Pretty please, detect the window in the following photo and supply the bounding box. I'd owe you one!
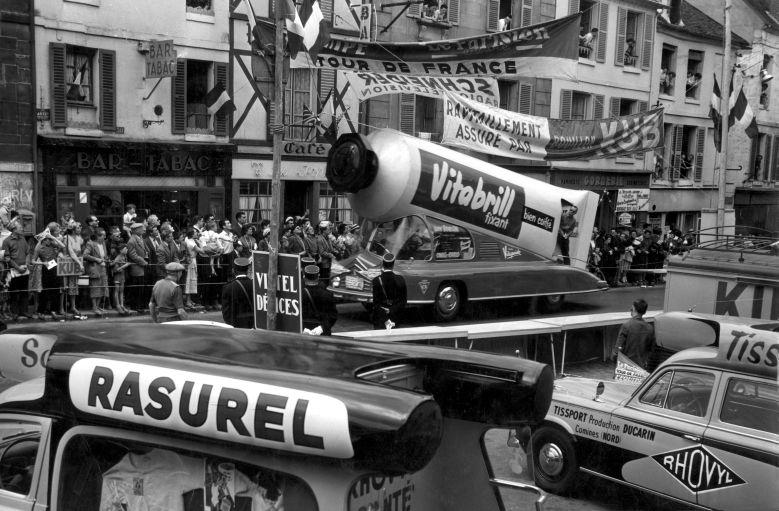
[639,370,715,417]
[623,11,640,66]
[186,60,211,131]
[653,123,673,179]
[498,80,518,112]
[397,215,432,261]
[186,0,212,15]
[659,45,677,95]
[239,180,272,224]
[172,59,228,136]
[57,436,315,510]
[410,0,459,25]
[749,134,772,181]
[359,96,391,135]
[571,92,588,120]
[685,50,703,99]
[560,89,604,120]
[429,217,475,260]
[0,421,41,497]
[488,0,523,31]
[284,69,315,141]
[615,8,653,70]
[668,125,704,180]
[65,46,93,104]
[720,378,778,433]
[398,95,443,140]
[318,182,354,224]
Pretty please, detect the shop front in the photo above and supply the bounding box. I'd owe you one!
[38,137,232,230]
[232,141,356,226]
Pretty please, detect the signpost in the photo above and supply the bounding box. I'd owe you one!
[252,251,302,333]
[145,40,177,79]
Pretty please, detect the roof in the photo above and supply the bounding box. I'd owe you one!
[743,0,779,32]
[658,1,751,48]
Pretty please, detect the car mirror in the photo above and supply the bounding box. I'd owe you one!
[594,382,605,401]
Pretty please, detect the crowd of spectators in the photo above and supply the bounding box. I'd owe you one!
[0,205,362,322]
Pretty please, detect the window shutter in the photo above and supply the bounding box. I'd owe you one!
[320,0,333,22]
[319,69,335,99]
[615,7,627,66]
[693,127,705,181]
[568,0,580,15]
[641,13,654,70]
[593,94,605,119]
[596,2,609,63]
[609,97,621,118]
[213,62,229,137]
[487,0,499,31]
[559,89,573,120]
[400,93,415,135]
[519,82,533,114]
[540,0,556,21]
[171,59,186,134]
[407,1,420,17]
[534,78,552,117]
[520,0,533,27]
[672,125,682,180]
[267,101,276,139]
[449,0,460,25]
[50,43,67,128]
[99,49,116,132]
[772,136,779,181]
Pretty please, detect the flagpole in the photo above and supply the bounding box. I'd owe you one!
[716,0,731,238]
[267,4,286,330]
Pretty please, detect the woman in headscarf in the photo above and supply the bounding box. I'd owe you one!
[235,224,257,258]
[62,221,85,316]
[83,227,109,315]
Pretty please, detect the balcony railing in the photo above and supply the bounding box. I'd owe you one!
[578,45,593,59]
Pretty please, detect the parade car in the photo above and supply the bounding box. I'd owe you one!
[0,322,552,511]
[528,314,779,511]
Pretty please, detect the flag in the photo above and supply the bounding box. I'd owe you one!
[287,0,330,61]
[205,82,236,117]
[709,73,736,152]
[285,0,306,58]
[731,87,759,139]
[243,0,275,56]
[302,104,326,136]
[66,61,88,102]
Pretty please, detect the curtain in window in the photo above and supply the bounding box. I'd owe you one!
[66,51,91,102]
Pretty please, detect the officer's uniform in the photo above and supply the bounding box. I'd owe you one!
[371,253,407,329]
[301,265,338,335]
[149,262,187,323]
[221,257,255,329]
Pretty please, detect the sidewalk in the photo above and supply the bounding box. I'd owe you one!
[2,305,226,327]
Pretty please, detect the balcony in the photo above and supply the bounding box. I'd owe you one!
[578,44,593,59]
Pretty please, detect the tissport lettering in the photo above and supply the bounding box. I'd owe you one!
[552,404,588,422]
[724,329,779,367]
[69,358,353,458]
[652,446,745,493]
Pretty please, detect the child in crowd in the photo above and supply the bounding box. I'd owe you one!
[111,243,132,315]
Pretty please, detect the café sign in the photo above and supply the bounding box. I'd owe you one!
[282,141,331,157]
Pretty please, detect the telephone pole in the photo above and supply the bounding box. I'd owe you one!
[716,0,732,237]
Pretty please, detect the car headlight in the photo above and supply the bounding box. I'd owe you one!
[331,278,340,288]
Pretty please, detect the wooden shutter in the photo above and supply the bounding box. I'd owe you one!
[615,7,627,66]
[50,43,67,128]
[559,89,573,120]
[641,13,654,70]
[693,127,705,181]
[609,97,621,118]
[408,0,420,17]
[449,0,460,25]
[213,62,229,136]
[596,2,608,63]
[568,0,580,15]
[320,0,333,22]
[171,59,186,134]
[319,69,335,99]
[487,0,499,30]
[520,0,533,27]
[593,94,605,119]
[519,82,533,114]
[671,125,682,180]
[540,0,556,21]
[534,78,552,117]
[99,49,116,131]
[267,100,276,139]
[772,136,779,181]
[399,93,415,135]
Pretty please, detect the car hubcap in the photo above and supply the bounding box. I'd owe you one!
[437,287,457,313]
[538,442,564,477]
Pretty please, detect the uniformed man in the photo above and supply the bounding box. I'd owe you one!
[221,257,254,329]
[149,262,187,323]
[371,253,407,329]
[301,264,338,335]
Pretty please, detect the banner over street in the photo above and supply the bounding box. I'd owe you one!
[344,72,500,105]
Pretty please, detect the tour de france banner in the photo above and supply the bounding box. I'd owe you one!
[253,252,302,333]
[614,352,649,384]
[293,14,580,80]
[442,92,664,160]
[344,72,500,106]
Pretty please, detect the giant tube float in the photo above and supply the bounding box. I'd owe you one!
[327,129,599,267]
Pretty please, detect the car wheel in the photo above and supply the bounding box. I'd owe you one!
[540,294,565,313]
[531,425,578,494]
[433,282,461,322]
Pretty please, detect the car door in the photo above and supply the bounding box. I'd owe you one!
[699,373,779,511]
[610,367,718,506]
[0,414,51,511]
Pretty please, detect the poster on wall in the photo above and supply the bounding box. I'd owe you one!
[615,189,650,212]
[0,173,34,212]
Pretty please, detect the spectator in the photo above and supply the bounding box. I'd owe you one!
[83,215,100,243]
[422,0,437,19]
[83,227,109,316]
[2,220,31,320]
[110,242,131,315]
[232,211,247,238]
[62,221,85,317]
[435,3,448,22]
[557,205,579,265]
[122,204,136,235]
[304,224,318,262]
[579,27,598,50]
[32,223,64,320]
[497,14,511,31]
[285,223,306,256]
[155,227,177,275]
[235,224,257,258]
[624,38,637,65]
[315,221,336,280]
[126,222,149,312]
[612,298,655,369]
[184,228,205,309]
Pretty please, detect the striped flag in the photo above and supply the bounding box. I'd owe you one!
[731,87,759,139]
[243,0,275,56]
[66,61,88,102]
[206,81,236,117]
[285,0,306,57]
[710,74,758,151]
[287,0,330,61]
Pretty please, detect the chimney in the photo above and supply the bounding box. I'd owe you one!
[669,0,683,25]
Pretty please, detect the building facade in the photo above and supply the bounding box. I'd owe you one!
[34,0,232,229]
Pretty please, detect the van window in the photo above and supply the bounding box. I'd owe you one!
[0,421,40,496]
[368,216,431,260]
[639,370,714,417]
[720,378,779,434]
[428,218,475,260]
[57,435,317,511]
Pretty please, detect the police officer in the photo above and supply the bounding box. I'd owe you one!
[301,264,338,335]
[221,257,254,329]
[149,262,187,323]
[371,253,407,329]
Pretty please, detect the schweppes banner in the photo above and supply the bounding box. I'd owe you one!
[292,14,580,80]
[442,92,664,160]
[344,72,500,106]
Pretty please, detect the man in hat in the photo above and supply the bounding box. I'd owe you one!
[126,222,149,312]
[315,221,336,281]
[221,257,254,329]
[301,264,337,335]
[557,205,578,265]
[149,262,187,323]
[371,253,407,329]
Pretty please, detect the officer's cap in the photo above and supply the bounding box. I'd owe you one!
[233,257,250,268]
[165,262,185,272]
[382,253,395,268]
[304,264,320,281]
[301,256,316,267]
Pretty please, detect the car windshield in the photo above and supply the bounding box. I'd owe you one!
[366,216,431,260]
